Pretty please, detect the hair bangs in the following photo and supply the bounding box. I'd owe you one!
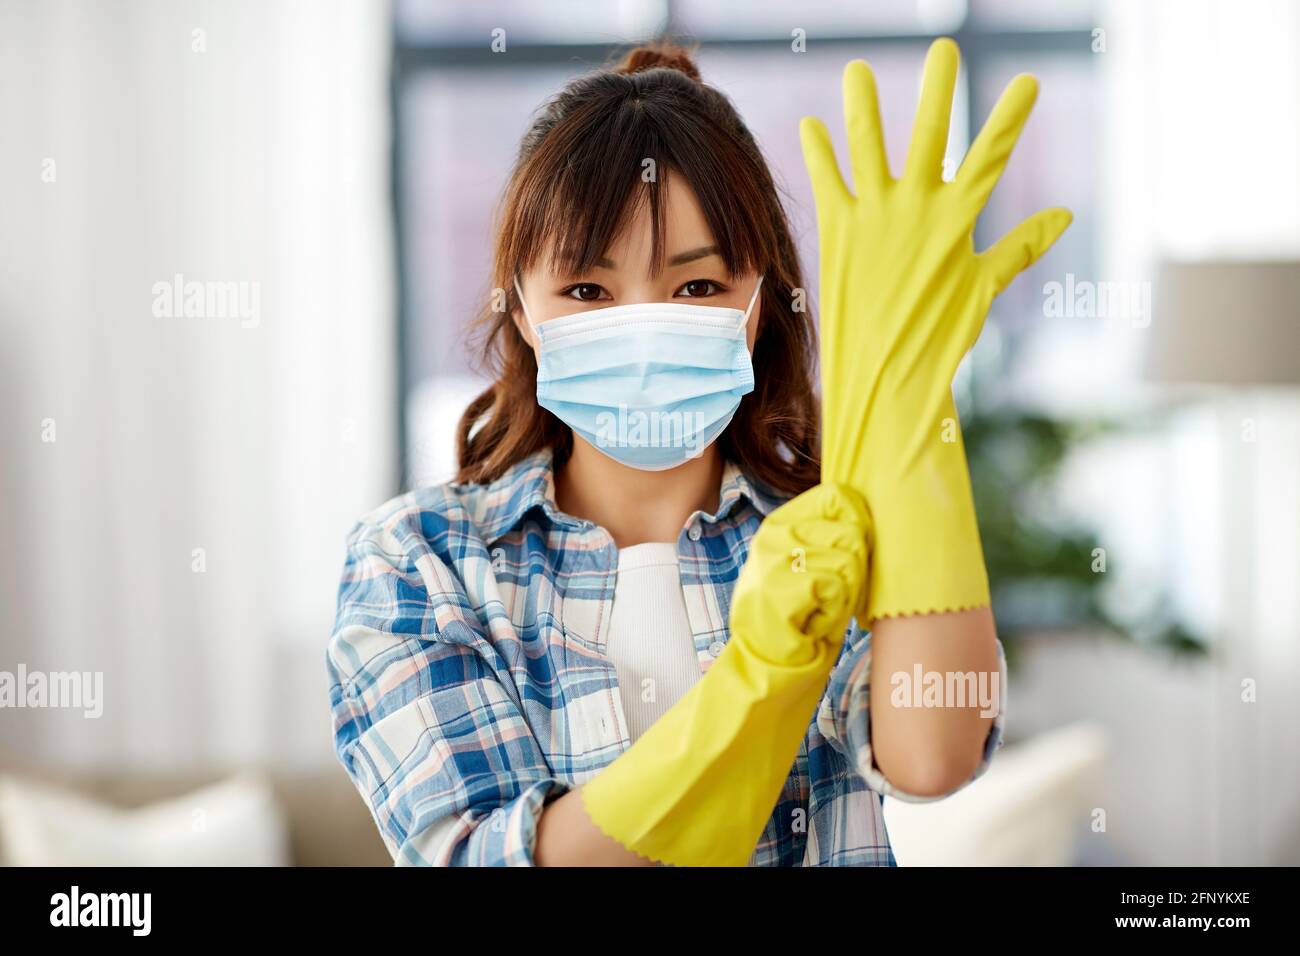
[505,88,772,281]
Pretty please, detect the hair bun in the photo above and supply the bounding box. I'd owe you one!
[614,42,701,82]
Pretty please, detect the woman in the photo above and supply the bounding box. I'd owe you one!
[327,39,1068,866]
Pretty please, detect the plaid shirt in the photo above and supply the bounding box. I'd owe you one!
[327,448,1006,866]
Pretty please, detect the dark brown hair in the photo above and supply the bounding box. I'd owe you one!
[454,41,820,495]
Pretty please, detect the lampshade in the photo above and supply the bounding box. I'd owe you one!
[1145,260,1300,386]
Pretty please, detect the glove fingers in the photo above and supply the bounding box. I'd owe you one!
[798,115,851,208]
[956,73,1038,212]
[980,206,1073,294]
[903,37,960,186]
[771,482,871,535]
[742,501,870,643]
[744,545,862,643]
[842,59,891,199]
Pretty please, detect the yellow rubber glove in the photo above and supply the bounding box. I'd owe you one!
[580,483,870,866]
[799,38,1072,622]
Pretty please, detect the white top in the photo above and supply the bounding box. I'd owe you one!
[606,543,701,744]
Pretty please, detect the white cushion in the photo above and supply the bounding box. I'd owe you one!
[883,722,1108,866]
[0,773,291,866]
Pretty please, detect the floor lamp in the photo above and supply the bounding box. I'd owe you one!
[1144,259,1300,864]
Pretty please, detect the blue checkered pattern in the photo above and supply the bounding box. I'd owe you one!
[327,448,1005,866]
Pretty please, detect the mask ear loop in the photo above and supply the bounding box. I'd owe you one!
[737,274,765,339]
[512,275,535,326]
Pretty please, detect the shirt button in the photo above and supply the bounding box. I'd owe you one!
[708,641,726,658]
[687,524,702,542]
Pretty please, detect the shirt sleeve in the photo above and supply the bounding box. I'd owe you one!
[326,516,570,865]
[816,621,1007,803]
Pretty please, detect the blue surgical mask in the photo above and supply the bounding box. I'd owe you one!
[516,275,763,471]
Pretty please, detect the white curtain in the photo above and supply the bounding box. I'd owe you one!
[1088,0,1300,864]
[0,0,395,770]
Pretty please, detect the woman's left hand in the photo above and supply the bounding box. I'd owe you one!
[799,38,1072,621]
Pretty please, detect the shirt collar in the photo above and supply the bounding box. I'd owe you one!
[716,458,783,522]
[462,447,784,545]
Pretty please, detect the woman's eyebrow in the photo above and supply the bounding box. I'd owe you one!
[583,245,720,272]
[667,245,721,266]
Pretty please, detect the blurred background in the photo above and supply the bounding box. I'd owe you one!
[0,0,1296,866]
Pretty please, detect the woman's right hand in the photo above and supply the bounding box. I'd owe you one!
[729,481,871,662]
[576,481,870,866]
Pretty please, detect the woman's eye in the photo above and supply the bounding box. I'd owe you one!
[676,279,723,298]
[563,283,608,302]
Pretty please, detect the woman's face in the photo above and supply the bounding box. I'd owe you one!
[513,174,762,354]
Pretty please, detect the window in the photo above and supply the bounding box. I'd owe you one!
[392,0,1100,486]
